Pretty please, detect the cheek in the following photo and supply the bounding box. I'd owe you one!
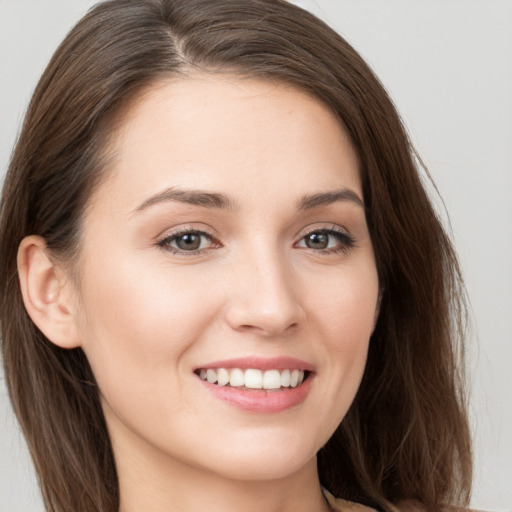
[309,259,379,346]
[304,261,378,427]
[319,291,375,384]
[75,254,222,392]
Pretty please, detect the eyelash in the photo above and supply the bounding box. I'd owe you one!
[294,226,356,254]
[157,228,219,255]
[157,226,356,256]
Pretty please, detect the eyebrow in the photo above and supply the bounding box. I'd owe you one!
[132,186,364,215]
[297,188,365,210]
[132,187,238,214]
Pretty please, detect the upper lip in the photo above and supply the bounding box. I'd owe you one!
[195,356,315,372]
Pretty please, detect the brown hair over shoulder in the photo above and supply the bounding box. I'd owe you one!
[0,1,472,511]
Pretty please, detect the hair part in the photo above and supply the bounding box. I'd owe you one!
[0,1,472,511]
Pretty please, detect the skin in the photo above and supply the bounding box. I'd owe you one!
[19,76,380,512]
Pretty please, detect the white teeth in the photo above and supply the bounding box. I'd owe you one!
[217,368,230,386]
[290,369,299,387]
[229,368,245,387]
[206,369,217,384]
[244,369,263,389]
[198,367,308,390]
[280,369,291,387]
[262,369,281,390]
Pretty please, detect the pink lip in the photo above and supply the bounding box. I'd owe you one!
[198,376,314,413]
[195,356,315,413]
[196,356,315,372]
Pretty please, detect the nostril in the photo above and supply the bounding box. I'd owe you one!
[236,321,299,336]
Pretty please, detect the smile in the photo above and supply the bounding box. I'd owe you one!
[197,368,307,390]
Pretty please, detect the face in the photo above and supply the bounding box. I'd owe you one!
[72,76,379,483]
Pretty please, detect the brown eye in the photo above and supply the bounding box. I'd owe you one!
[158,230,217,253]
[174,233,202,251]
[305,232,329,249]
[295,228,356,254]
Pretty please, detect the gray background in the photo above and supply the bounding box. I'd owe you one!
[1,1,511,511]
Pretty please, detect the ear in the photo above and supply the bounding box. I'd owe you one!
[17,235,82,349]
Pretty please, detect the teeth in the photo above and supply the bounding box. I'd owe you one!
[230,368,245,387]
[197,368,308,390]
[262,369,281,390]
[290,369,299,387]
[217,368,230,386]
[244,369,263,389]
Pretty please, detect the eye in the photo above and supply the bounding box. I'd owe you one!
[295,228,355,254]
[157,229,219,254]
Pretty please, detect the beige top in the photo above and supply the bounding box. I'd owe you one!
[325,490,480,512]
[323,489,378,512]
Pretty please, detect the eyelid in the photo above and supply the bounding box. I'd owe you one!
[294,223,352,240]
[156,223,216,240]
[294,224,357,253]
[156,225,221,254]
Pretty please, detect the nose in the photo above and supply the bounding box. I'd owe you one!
[224,249,305,337]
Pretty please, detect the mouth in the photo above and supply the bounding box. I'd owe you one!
[195,367,309,391]
[194,358,314,413]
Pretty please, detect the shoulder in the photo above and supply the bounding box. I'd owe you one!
[396,501,483,512]
[324,490,479,512]
[323,489,378,512]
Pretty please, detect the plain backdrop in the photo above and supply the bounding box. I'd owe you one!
[1,1,511,511]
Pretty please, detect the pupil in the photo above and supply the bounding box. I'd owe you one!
[306,232,328,249]
[177,234,201,250]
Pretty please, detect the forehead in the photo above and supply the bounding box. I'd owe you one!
[92,75,361,213]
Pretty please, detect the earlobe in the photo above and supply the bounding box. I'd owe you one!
[17,235,81,349]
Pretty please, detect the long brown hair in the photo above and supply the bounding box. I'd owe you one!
[0,1,472,511]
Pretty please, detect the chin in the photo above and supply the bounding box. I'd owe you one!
[200,433,320,482]
[214,457,314,483]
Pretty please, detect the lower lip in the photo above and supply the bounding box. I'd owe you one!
[198,375,314,413]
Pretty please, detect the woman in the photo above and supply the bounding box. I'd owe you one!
[0,1,472,511]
